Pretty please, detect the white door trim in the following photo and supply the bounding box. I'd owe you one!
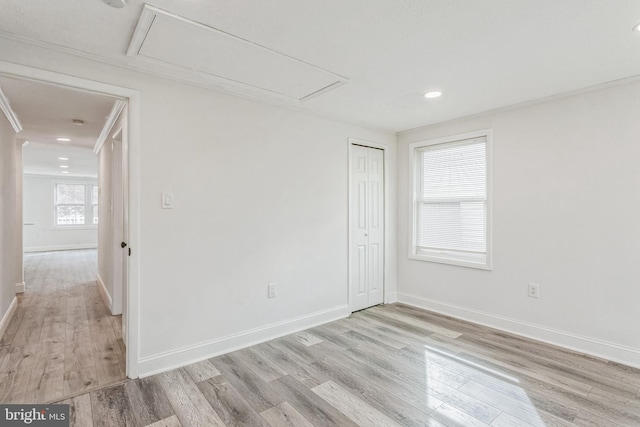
[0,60,141,378]
[111,121,125,316]
[348,138,393,312]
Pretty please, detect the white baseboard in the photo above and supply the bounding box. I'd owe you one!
[138,304,351,377]
[0,297,18,340]
[397,292,640,369]
[24,243,97,253]
[15,282,25,294]
[96,274,113,313]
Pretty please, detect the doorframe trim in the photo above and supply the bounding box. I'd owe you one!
[110,117,126,316]
[0,60,141,378]
[347,138,394,312]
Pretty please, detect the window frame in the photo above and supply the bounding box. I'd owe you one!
[91,185,99,225]
[53,182,99,229]
[408,129,493,270]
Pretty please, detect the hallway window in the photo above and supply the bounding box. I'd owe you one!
[409,130,492,270]
[55,183,98,226]
[92,185,99,224]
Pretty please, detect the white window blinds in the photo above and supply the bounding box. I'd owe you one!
[415,136,488,263]
[55,183,86,225]
[54,183,98,226]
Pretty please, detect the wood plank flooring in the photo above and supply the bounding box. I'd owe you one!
[53,303,640,426]
[0,249,126,404]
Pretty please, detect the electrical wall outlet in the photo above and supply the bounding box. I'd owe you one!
[268,283,277,298]
[528,283,539,298]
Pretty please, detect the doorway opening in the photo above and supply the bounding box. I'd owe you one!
[0,61,140,402]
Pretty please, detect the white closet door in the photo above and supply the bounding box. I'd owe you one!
[350,145,384,311]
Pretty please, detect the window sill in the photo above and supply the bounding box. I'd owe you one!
[52,226,98,231]
[409,251,492,271]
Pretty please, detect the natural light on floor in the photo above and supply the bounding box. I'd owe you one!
[423,344,544,426]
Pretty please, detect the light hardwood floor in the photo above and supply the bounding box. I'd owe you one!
[0,249,126,404]
[55,303,640,426]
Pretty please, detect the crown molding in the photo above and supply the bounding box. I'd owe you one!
[0,29,301,108]
[0,30,392,134]
[0,85,22,132]
[94,99,126,154]
[398,72,640,135]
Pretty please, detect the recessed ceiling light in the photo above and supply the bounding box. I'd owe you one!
[56,137,71,142]
[60,165,69,168]
[102,0,126,8]
[58,157,69,161]
[424,91,442,99]
[61,171,69,174]
[634,22,640,32]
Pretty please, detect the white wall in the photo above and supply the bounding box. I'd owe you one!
[23,175,97,252]
[138,79,396,373]
[397,80,640,367]
[0,113,19,333]
[0,38,396,375]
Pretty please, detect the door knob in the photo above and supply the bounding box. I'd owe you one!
[121,242,127,248]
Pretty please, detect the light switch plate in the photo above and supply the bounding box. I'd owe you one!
[268,283,277,298]
[161,192,174,209]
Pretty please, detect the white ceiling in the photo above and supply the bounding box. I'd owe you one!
[23,142,97,178]
[129,5,347,101]
[1,1,640,132]
[0,76,117,149]
[0,75,116,178]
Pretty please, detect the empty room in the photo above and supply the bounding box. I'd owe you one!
[1,1,639,426]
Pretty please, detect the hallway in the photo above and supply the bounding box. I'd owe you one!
[0,249,126,403]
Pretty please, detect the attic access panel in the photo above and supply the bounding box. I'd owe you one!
[127,5,347,101]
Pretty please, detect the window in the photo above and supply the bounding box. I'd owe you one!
[92,185,99,225]
[409,130,491,269]
[55,183,99,227]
